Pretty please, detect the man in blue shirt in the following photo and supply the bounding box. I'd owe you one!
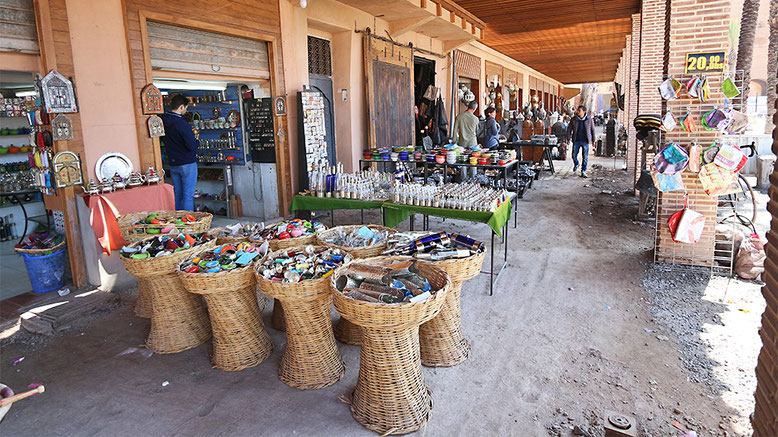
[160,94,199,210]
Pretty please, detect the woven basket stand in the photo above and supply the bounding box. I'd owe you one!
[117,210,212,243]
[329,257,450,434]
[177,258,272,371]
[255,246,345,389]
[120,238,216,354]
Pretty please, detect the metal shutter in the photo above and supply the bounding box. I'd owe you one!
[0,0,39,54]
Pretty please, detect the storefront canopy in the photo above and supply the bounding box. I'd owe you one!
[455,0,640,84]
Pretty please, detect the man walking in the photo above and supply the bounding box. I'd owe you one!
[452,101,479,148]
[161,94,199,210]
[566,105,595,178]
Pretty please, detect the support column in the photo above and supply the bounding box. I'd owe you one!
[625,14,640,184]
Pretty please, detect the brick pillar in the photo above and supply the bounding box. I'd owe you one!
[621,36,631,134]
[654,0,731,266]
[752,77,778,437]
[634,0,667,188]
[626,14,641,180]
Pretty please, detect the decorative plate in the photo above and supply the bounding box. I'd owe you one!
[95,152,134,181]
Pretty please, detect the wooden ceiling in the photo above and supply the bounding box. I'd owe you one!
[454,0,641,84]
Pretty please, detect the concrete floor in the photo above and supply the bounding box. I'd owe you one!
[0,156,757,436]
[0,239,34,300]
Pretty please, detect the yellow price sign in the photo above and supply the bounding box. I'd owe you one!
[685,51,727,74]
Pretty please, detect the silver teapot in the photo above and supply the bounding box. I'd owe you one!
[145,165,165,184]
[112,172,126,190]
[127,171,144,187]
[82,179,100,196]
[99,178,114,193]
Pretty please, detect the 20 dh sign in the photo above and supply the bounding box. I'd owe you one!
[685,51,726,74]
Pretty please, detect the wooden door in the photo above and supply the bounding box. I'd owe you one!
[364,35,413,148]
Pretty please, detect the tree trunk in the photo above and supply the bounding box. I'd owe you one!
[767,0,778,134]
[736,0,760,100]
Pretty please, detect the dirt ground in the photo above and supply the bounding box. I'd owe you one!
[0,156,764,436]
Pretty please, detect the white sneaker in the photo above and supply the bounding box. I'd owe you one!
[581,171,588,178]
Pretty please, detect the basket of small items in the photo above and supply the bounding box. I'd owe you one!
[209,222,264,245]
[120,232,216,353]
[387,231,486,367]
[117,210,212,243]
[250,219,326,251]
[315,224,396,259]
[329,257,450,434]
[254,245,351,389]
[176,241,272,371]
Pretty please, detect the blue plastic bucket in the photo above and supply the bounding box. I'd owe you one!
[19,246,68,293]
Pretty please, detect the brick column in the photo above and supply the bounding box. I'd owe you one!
[621,36,631,133]
[654,0,731,266]
[626,14,641,180]
[752,78,778,437]
[634,0,667,188]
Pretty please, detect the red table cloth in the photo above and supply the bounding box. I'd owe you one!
[82,184,175,254]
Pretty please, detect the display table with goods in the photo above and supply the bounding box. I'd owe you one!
[250,219,327,331]
[176,242,272,371]
[500,139,556,177]
[254,245,349,389]
[315,225,396,345]
[387,232,486,367]
[330,257,450,434]
[289,195,385,226]
[120,233,215,353]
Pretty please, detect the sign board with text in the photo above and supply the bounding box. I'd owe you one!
[685,51,726,74]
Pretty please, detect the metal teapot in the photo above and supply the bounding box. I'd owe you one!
[145,165,165,184]
[99,178,114,193]
[112,172,126,190]
[82,179,100,196]
[127,171,144,187]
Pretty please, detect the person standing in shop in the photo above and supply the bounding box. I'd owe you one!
[566,105,595,178]
[452,101,479,148]
[482,107,500,149]
[160,94,199,210]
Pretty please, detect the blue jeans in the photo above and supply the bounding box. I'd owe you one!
[572,141,589,172]
[169,163,197,210]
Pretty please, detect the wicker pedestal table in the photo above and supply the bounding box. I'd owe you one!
[134,281,153,318]
[177,263,273,371]
[256,248,345,389]
[419,250,486,367]
[315,225,396,347]
[330,257,450,434]
[120,238,215,353]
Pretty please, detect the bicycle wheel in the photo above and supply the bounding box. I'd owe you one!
[738,174,757,224]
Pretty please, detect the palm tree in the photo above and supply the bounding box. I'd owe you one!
[736,0,760,100]
[767,0,777,133]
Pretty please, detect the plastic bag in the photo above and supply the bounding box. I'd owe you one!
[686,76,700,98]
[670,205,706,244]
[662,111,677,131]
[687,143,702,173]
[721,76,740,98]
[735,234,766,280]
[702,143,720,165]
[680,112,696,132]
[705,108,731,131]
[726,110,749,134]
[653,172,685,192]
[654,142,689,174]
[714,144,747,172]
[698,164,740,196]
[698,75,710,102]
[659,78,682,100]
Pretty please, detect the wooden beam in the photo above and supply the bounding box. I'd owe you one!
[443,38,473,52]
[388,15,436,38]
[0,52,41,72]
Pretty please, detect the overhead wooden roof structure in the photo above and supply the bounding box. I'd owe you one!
[454,0,641,84]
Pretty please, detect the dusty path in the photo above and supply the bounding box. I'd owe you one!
[0,157,759,436]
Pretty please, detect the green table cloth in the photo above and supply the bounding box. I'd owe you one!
[289,195,385,212]
[382,200,512,237]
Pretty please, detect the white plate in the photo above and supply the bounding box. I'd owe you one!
[95,152,133,180]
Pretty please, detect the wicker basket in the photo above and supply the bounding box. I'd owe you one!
[271,299,286,332]
[255,246,345,389]
[315,225,396,259]
[117,210,212,243]
[333,317,361,345]
[120,238,216,353]
[134,281,153,318]
[420,249,486,367]
[267,233,317,251]
[177,257,272,371]
[13,240,66,255]
[330,257,450,435]
[209,226,254,245]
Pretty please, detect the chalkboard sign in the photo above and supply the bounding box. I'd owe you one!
[243,98,276,163]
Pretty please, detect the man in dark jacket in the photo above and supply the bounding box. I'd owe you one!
[160,94,199,210]
[566,105,596,178]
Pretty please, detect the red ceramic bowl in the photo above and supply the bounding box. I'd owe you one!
[435,155,446,164]
[478,157,488,165]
